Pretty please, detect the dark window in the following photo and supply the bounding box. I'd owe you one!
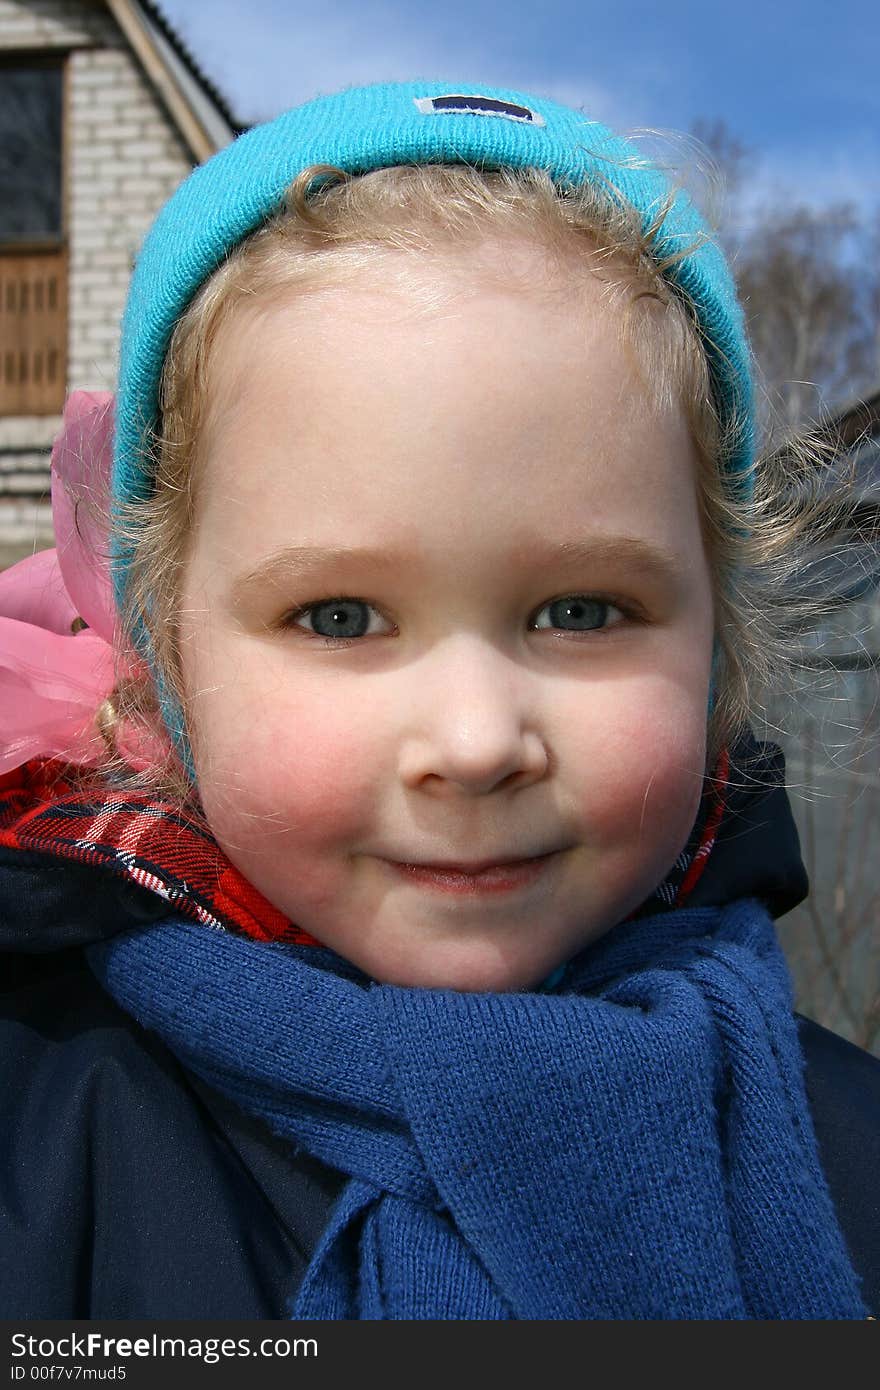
[0,58,66,413]
[0,61,63,243]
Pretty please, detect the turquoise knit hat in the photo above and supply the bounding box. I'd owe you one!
[113,79,752,748]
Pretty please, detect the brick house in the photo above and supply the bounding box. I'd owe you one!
[0,0,239,561]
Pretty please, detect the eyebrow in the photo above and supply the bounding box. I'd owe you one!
[230,536,686,604]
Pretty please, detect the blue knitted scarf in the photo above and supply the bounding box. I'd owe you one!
[88,898,867,1319]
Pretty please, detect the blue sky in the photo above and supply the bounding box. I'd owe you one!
[157,0,878,221]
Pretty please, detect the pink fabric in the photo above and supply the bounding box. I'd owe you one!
[50,390,116,644]
[0,392,145,774]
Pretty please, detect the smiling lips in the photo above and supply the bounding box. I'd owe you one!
[386,850,561,894]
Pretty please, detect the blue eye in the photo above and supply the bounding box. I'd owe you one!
[284,593,627,644]
[532,596,622,633]
[290,598,383,639]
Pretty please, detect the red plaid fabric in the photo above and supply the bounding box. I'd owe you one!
[675,746,729,903]
[0,760,318,945]
[0,750,729,944]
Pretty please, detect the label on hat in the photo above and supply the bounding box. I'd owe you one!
[414,94,545,126]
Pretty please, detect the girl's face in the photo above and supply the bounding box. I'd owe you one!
[177,243,715,991]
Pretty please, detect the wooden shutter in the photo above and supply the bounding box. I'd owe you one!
[0,246,67,415]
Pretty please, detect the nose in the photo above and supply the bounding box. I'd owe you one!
[397,637,549,797]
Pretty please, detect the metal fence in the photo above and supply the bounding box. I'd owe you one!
[763,592,880,1056]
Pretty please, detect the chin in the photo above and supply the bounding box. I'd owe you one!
[370,949,560,995]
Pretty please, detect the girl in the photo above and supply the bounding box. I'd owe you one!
[1,80,878,1319]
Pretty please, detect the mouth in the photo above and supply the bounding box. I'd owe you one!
[382,849,563,895]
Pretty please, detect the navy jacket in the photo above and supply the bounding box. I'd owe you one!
[2,740,879,1319]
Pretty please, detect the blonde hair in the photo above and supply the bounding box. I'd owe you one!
[107,161,867,802]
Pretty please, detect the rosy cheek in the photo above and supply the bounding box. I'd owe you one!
[196,686,381,857]
[574,692,706,852]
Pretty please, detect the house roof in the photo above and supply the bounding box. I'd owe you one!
[134,0,246,138]
[817,387,880,500]
[820,386,880,456]
[100,0,245,161]
[771,385,880,493]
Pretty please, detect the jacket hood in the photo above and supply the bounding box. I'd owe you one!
[682,729,808,918]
